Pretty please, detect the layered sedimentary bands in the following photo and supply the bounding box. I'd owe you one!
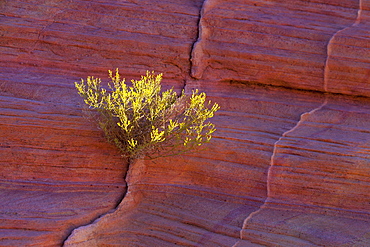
[0,0,369,246]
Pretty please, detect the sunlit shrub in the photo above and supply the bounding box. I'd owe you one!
[75,69,219,160]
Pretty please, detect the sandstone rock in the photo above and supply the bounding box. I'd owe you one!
[0,70,127,246]
[326,2,370,96]
[0,0,369,246]
[238,95,370,246]
[0,180,125,246]
[0,0,202,245]
[191,0,366,96]
[0,0,203,88]
[64,83,324,246]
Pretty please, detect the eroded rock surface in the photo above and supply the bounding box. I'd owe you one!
[237,96,370,247]
[191,0,362,93]
[64,84,324,246]
[0,71,127,246]
[1,0,201,245]
[0,0,369,246]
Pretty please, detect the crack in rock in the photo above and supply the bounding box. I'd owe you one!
[62,1,207,243]
[233,0,364,245]
[189,0,218,80]
[62,159,133,246]
[62,160,133,247]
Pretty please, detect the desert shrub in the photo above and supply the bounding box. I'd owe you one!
[75,69,219,160]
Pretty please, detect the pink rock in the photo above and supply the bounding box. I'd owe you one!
[238,96,370,246]
[0,0,369,246]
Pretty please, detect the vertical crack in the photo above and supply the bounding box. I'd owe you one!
[232,104,325,247]
[234,1,363,245]
[62,159,131,246]
[62,1,212,243]
[182,0,209,93]
[323,0,363,93]
[189,0,215,81]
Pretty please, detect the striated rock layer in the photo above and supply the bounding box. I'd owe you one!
[191,0,370,97]
[1,0,202,245]
[64,83,324,246]
[0,72,127,245]
[1,0,369,246]
[0,0,203,88]
[237,95,370,246]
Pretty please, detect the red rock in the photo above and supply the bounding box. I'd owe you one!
[0,0,203,88]
[326,3,370,96]
[0,0,369,246]
[238,95,370,246]
[0,70,127,245]
[64,83,324,246]
[0,181,125,246]
[191,0,363,94]
[0,0,202,245]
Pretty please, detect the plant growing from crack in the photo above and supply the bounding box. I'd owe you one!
[75,69,219,162]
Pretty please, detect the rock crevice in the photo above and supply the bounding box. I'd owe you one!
[1,0,369,245]
[62,160,131,246]
[190,0,215,80]
[234,0,370,245]
[234,103,327,246]
[63,0,207,243]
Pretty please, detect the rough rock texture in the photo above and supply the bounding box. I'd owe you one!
[0,71,127,245]
[64,84,324,246]
[1,0,202,245]
[1,0,369,246]
[237,96,370,246]
[326,1,370,96]
[0,0,203,87]
[191,0,361,93]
